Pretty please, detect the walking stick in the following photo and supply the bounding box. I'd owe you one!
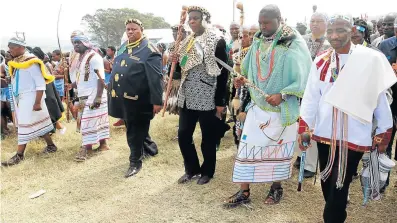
[314,154,319,185]
[231,2,244,112]
[297,151,306,191]
[162,6,188,117]
[56,4,70,123]
[298,132,311,191]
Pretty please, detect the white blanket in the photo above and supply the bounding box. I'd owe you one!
[324,45,397,124]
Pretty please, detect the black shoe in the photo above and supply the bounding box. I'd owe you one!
[303,170,315,178]
[226,117,234,123]
[380,186,386,194]
[178,173,200,184]
[125,162,142,178]
[293,157,301,169]
[197,175,211,185]
[1,153,24,166]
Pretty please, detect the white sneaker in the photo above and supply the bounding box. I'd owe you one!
[59,127,67,135]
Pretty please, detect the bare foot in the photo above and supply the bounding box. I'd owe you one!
[95,144,110,152]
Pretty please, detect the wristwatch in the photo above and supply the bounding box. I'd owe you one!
[281,93,288,101]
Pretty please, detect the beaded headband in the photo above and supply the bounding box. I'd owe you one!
[355,25,366,32]
[188,6,211,23]
[125,18,144,30]
[329,14,353,26]
[8,37,26,47]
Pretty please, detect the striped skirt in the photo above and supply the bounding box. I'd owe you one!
[79,91,109,146]
[16,91,54,145]
[232,105,297,183]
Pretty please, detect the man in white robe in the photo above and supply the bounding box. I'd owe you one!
[298,14,396,223]
[69,34,110,161]
[2,37,58,166]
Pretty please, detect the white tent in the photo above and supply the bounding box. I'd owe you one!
[120,29,173,45]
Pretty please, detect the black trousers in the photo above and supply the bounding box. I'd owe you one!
[178,107,217,177]
[125,118,157,166]
[317,143,363,223]
[385,123,396,188]
[215,111,230,146]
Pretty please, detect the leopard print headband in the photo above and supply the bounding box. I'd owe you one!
[188,6,211,23]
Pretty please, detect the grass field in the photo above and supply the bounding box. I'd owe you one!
[1,115,396,223]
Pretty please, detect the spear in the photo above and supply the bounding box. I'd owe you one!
[162,6,188,117]
[56,4,70,122]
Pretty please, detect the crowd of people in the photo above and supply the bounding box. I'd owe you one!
[1,4,397,223]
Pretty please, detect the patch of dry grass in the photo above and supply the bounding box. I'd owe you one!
[1,115,396,223]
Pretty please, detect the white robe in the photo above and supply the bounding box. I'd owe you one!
[12,63,53,145]
[74,50,109,146]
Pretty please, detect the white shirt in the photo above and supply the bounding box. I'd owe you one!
[71,50,104,97]
[12,63,46,94]
[300,52,393,147]
[372,35,385,48]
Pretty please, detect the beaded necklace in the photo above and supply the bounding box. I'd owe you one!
[255,26,283,82]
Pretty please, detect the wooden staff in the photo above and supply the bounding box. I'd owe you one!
[231,2,244,112]
[162,6,188,117]
[56,4,71,122]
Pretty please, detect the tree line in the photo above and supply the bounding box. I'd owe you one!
[82,8,170,47]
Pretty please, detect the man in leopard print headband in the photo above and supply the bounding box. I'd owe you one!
[173,6,229,186]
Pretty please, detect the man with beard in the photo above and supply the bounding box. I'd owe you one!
[69,34,110,161]
[378,14,397,192]
[1,37,58,166]
[224,5,311,207]
[294,12,331,179]
[299,14,395,223]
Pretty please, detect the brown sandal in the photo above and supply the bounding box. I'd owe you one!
[42,145,58,154]
[75,147,88,162]
[264,187,283,205]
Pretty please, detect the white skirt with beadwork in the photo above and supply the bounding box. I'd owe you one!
[232,105,297,183]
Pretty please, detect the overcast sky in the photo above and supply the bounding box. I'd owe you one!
[1,0,394,51]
